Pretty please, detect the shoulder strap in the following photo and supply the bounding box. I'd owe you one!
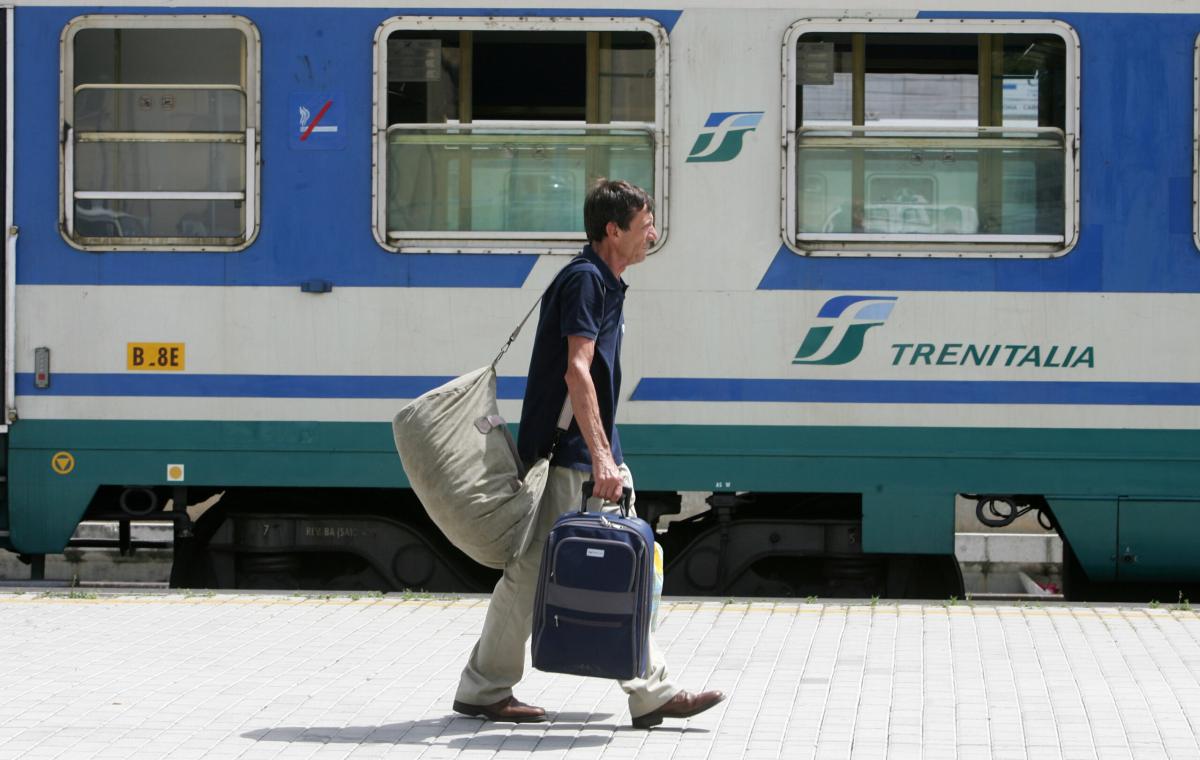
[490,294,542,370]
[490,255,589,370]
[545,395,573,461]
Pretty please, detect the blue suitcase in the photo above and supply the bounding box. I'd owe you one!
[531,482,654,680]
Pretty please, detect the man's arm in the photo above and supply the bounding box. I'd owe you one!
[565,334,624,503]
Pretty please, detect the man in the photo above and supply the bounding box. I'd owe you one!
[452,180,726,729]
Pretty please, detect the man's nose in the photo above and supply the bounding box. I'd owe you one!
[647,226,659,244]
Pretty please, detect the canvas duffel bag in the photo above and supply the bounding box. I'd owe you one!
[392,364,549,569]
[391,262,584,569]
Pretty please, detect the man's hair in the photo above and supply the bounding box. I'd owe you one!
[583,179,653,243]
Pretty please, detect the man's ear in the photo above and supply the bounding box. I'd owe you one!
[605,220,619,240]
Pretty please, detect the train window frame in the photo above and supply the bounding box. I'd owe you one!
[372,16,669,254]
[60,15,262,252]
[781,18,1081,259]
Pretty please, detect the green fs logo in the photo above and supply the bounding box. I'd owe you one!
[686,111,764,162]
[794,295,898,365]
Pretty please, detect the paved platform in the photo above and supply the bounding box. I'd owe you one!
[2,592,1200,759]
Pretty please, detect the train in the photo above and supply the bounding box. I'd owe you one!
[0,0,1197,601]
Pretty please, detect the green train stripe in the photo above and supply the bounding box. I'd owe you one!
[8,420,1200,574]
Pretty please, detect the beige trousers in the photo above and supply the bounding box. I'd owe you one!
[455,463,679,718]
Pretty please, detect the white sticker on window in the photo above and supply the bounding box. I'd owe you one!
[390,39,441,82]
[586,548,605,559]
[798,42,835,85]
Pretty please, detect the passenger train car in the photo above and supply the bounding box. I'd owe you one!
[0,0,1198,599]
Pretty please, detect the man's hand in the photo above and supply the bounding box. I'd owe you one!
[590,454,624,504]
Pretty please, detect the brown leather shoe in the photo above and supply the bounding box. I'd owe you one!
[452,696,547,723]
[631,689,726,729]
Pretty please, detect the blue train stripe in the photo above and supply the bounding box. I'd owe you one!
[16,373,528,399]
[630,378,1200,406]
[23,372,1200,406]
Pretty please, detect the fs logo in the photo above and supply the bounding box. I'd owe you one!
[793,295,897,366]
[686,111,764,162]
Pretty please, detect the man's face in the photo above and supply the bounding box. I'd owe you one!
[611,206,658,267]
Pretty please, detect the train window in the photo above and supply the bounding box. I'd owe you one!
[783,20,1079,257]
[373,17,668,252]
[62,16,260,250]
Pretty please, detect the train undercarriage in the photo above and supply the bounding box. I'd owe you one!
[32,485,968,599]
[8,484,1192,603]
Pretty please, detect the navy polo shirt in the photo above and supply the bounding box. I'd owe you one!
[517,245,626,472]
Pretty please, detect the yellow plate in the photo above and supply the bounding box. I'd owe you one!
[127,343,185,371]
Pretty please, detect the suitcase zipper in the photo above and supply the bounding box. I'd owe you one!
[555,614,621,629]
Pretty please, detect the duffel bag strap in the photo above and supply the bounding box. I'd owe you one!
[546,396,573,459]
[490,294,543,370]
[491,255,588,370]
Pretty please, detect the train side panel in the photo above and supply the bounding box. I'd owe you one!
[4,2,1200,596]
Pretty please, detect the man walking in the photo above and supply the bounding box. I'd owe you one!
[452,180,726,729]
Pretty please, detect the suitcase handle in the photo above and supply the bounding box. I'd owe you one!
[581,481,632,516]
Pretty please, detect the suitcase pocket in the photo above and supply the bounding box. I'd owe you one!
[537,610,638,679]
[552,538,637,592]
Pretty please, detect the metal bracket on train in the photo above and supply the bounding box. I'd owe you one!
[68,512,192,557]
[637,492,683,531]
[71,486,194,557]
[966,494,1054,531]
[706,491,752,590]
